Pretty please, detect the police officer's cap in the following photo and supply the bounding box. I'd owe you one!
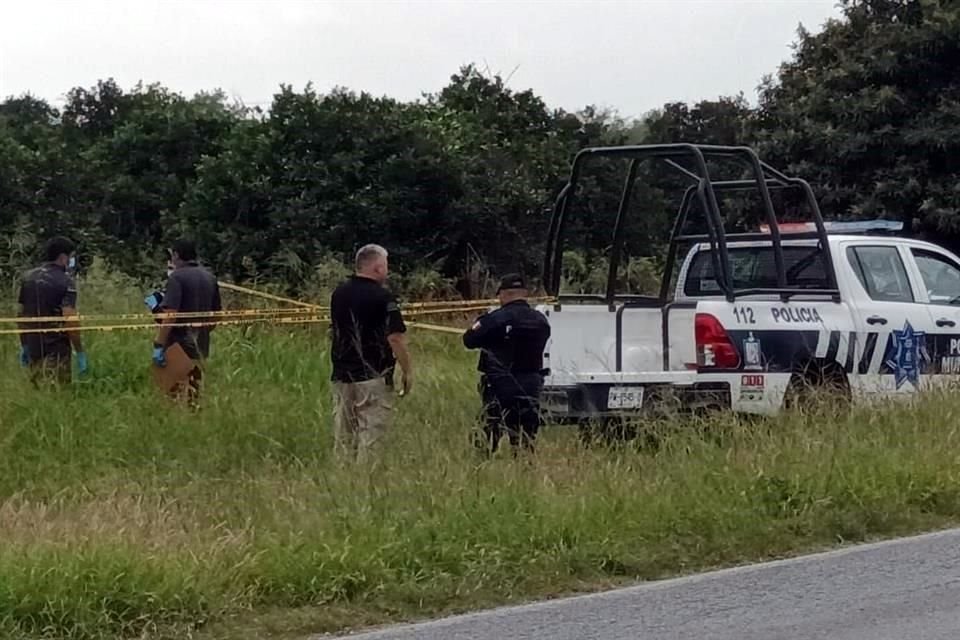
[497,273,527,293]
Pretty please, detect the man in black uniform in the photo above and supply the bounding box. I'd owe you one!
[152,239,221,404]
[463,274,551,455]
[17,236,88,385]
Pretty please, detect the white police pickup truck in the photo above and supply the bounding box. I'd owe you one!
[537,144,960,422]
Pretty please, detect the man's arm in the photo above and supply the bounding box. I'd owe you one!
[154,276,181,348]
[61,278,84,354]
[462,311,505,350]
[16,282,28,348]
[385,298,413,393]
[154,316,175,348]
[387,332,413,393]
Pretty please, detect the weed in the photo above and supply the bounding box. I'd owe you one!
[1,272,960,638]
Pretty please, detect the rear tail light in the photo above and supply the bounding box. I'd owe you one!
[695,313,740,369]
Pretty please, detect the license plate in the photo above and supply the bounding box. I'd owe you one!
[607,386,644,410]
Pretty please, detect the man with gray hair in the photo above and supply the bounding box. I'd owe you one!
[329,244,413,463]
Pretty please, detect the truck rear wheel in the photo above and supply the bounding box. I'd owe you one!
[783,360,850,411]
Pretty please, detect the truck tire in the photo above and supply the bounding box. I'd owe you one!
[783,360,850,411]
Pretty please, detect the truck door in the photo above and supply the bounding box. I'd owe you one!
[906,245,960,387]
[842,242,936,397]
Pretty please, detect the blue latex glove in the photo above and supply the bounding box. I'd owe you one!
[76,352,89,376]
[19,345,29,368]
[152,344,167,368]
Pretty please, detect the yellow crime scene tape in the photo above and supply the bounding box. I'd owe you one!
[216,282,321,309]
[0,314,470,336]
[0,304,487,327]
[0,307,317,325]
[406,305,491,317]
[1,279,552,335]
[218,280,551,311]
[405,321,465,335]
[0,314,331,336]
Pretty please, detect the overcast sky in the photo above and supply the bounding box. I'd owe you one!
[0,0,840,118]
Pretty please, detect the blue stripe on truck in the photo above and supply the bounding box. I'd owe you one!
[723,329,960,377]
[844,331,857,373]
[725,329,821,373]
[859,332,879,374]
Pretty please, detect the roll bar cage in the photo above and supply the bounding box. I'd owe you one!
[542,144,841,304]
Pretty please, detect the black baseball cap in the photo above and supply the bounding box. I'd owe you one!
[497,273,527,293]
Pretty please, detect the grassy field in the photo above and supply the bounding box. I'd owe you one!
[2,272,960,639]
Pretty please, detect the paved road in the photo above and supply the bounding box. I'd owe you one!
[327,528,960,640]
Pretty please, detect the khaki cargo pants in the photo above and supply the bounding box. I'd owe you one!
[333,377,394,464]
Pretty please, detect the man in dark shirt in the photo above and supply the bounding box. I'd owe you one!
[152,239,221,404]
[17,236,88,385]
[330,244,412,463]
[463,274,551,455]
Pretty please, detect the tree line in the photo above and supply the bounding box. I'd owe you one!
[1,0,957,299]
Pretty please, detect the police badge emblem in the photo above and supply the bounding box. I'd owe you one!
[885,320,929,389]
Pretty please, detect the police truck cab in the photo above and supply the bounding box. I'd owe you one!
[538,144,960,422]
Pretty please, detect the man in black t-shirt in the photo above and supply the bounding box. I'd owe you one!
[152,239,221,404]
[17,236,88,386]
[330,244,412,463]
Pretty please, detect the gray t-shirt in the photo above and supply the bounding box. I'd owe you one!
[161,262,221,359]
[18,262,77,361]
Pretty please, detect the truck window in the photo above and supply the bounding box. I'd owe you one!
[912,248,960,305]
[683,246,829,297]
[846,246,914,303]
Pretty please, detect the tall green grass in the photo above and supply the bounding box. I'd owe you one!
[2,273,960,639]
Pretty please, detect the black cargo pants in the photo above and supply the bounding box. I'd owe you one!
[476,372,544,455]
